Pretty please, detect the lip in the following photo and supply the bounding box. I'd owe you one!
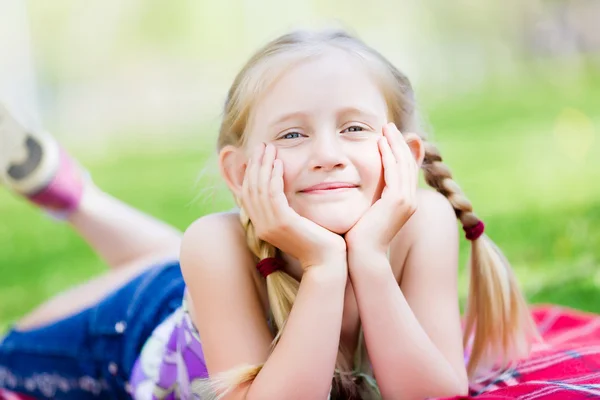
[300,182,359,193]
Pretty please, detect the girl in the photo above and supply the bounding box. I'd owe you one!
[0,29,539,400]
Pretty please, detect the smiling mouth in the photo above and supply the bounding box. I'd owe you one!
[300,183,359,193]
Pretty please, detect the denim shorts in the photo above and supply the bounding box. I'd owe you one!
[0,260,185,400]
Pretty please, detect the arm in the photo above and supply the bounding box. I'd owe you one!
[180,213,347,400]
[348,191,468,400]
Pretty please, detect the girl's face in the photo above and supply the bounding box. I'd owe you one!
[245,50,388,234]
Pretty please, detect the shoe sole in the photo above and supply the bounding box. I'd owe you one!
[0,102,58,194]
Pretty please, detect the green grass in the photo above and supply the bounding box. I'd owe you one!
[1,71,599,333]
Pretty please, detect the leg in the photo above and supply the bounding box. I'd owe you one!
[67,184,182,269]
[0,101,182,269]
[13,253,176,331]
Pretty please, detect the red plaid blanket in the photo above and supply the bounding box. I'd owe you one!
[443,304,600,399]
[2,305,600,399]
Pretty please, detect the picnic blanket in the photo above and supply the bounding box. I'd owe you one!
[443,304,600,399]
[3,305,600,400]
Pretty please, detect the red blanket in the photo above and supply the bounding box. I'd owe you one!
[443,305,600,399]
[2,305,600,399]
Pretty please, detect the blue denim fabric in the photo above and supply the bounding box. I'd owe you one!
[0,261,185,399]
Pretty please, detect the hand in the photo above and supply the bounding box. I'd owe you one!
[345,123,419,255]
[241,143,347,269]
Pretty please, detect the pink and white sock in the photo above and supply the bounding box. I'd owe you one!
[27,147,86,215]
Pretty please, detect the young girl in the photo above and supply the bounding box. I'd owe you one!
[0,29,540,400]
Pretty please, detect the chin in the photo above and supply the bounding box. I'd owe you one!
[300,208,364,235]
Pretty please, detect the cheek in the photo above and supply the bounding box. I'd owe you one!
[368,159,385,199]
[354,141,384,182]
[354,143,385,203]
[279,158,302,194]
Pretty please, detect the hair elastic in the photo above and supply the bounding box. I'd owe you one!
[257,257,284,278]
[464,220,485,241]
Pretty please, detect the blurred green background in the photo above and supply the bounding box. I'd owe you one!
[1,0,599,332]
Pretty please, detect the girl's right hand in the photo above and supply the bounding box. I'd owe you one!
[241,143,347,270]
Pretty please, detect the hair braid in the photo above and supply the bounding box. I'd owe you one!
[238,206,299,332]
[421,141,479,226]
[421,140,540,378]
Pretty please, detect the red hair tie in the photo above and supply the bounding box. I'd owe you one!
[257,257,284,278]
[464,220,485,241]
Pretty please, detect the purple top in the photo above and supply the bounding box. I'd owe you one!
[128,291,209,399]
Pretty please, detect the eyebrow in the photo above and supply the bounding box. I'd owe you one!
[270,111,310,127]
[336,106,379,121]
[270,106,380,127]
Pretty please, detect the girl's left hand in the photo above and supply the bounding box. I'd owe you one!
[345,122,419,255]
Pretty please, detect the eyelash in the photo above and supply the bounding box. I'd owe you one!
[280,132,303,140]
[342,125,366,133]
[278,125,367,140]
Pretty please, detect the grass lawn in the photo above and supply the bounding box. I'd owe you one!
[1,71,599,333]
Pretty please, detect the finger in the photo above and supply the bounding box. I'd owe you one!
[269,158,292,221]
[383,124,417,202]
[258,143,276,199]
[379,136,399,190]
[243,143,265,218]
[248,143,265,197]
[399,137,419,197]
[383,123,405,163]
[258,144,277,223]
[387,125,418,195]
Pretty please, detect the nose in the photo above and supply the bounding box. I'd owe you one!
[309,133,347,171]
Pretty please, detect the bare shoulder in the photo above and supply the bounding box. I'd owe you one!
[179,210,268,319]
[180,211,273,378]
[180,211,251,271]
[390,189,458,277]
[414,189,456,224]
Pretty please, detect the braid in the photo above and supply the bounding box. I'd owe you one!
[421,140,539,378]
[421,141,480,228]
[239,206,277,260]
[238,206,298,331]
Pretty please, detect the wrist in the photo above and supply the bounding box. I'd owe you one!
[347,248,390,274]
[301,244,347,270]
[348,246,388,263]
[302,260,348,283]
[346,235,388,256]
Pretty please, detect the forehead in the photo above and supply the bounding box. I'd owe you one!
[250,50,388,127]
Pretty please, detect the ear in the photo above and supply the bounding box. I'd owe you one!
[403,133,425,167]
[218,145,247,201]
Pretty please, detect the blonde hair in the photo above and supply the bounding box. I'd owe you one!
[209,29,539,399]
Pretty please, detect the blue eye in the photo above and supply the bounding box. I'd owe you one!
[281,132,302,139]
